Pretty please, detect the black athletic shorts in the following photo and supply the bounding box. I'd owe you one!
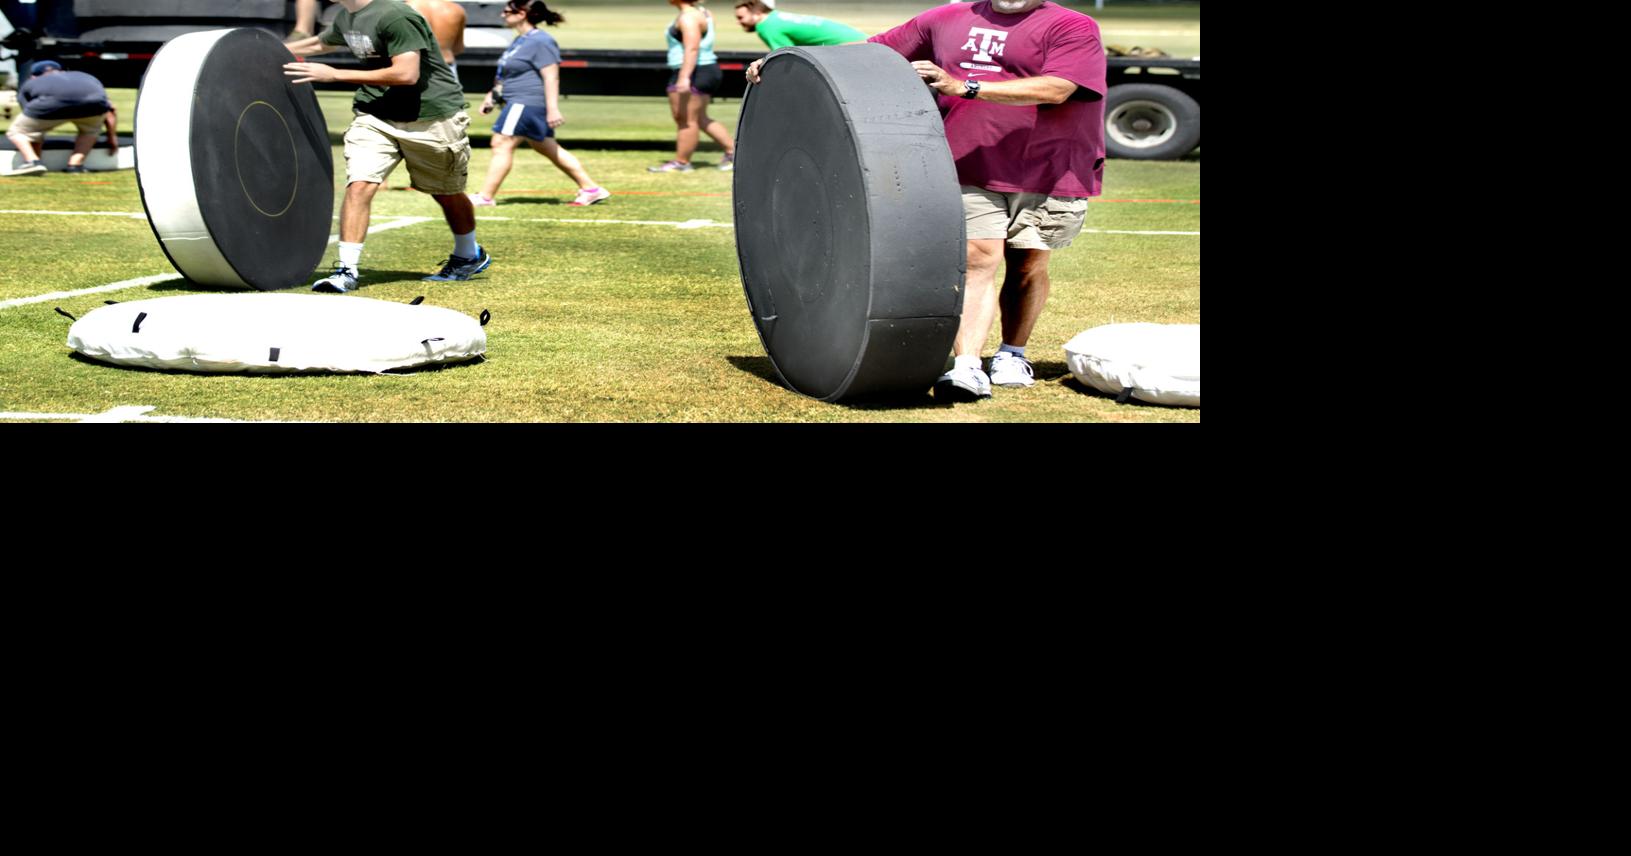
[667,63,723,96]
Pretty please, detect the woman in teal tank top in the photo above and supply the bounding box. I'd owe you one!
[649,0,736,172]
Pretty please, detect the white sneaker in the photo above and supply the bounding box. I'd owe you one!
[468,192,496,207]
[987,351,1035,388]
[934,363,992,401]
[568,186,611,206]
[312,264,360,293]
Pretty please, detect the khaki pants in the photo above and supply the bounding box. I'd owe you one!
[962,186,1089,250]
[344,110,471,195]
[8,112,104,143]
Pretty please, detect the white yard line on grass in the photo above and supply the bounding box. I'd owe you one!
[0,209,148,219]
[0,406,300,423]
[0,216,435,310]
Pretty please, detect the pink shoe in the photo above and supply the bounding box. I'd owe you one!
[468,192,496,207]
[569,187,611,206]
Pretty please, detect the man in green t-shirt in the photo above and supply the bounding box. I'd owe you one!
[284,0,490,293]
[733,1,866,50]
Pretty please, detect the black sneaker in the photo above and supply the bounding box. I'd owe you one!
[63,164,88,173]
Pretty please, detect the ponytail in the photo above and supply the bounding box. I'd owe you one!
[526,1,565,27]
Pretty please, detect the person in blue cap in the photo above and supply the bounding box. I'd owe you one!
[5,60,117,175]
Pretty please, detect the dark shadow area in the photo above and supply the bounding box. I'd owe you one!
[321,268,446,288]
[383,355,486,375]
[726,354,779,385]
[834,389,945,411]
[149,279,238,294]
[483,195,567,207]
[66,350,484,376]
[725,355,948,410]
[1031,360,1073,382]
[1058,375,1197,411]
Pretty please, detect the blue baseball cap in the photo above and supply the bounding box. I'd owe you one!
[29,60,64,77]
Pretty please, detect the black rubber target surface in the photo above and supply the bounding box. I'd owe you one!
[733,44,966,401]
[137,28,333,290]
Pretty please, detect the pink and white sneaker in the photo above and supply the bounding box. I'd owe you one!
[468,192,496,207]
[569,187,611,206]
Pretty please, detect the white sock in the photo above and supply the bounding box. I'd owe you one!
[454,231,478,259]
[999,343,1026,358]
[954,355,982,372]
[338,241,363,272]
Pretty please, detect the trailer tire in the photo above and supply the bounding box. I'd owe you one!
[1104,83,1200,160]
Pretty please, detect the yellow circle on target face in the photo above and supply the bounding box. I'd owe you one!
[235,100,298,218]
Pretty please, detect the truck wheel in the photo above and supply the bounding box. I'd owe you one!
[1104,83,1200,160]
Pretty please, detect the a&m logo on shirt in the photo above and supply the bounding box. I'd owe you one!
[960,27,1009,70]
[344,32,379,59]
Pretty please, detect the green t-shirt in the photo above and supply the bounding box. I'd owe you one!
[753,10,867,50]
[320,0,464,122]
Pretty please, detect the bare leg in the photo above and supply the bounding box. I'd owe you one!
[340,180,381,243]
[291,0,318,37]
[6,132,40,163]
[479,132,523,199]
[67,131,97,167]
[997,248,1052,347]
[528,138,595,189]
[432,191,476,236]
[693,94,734,157]
[955,239,1007,357]
[671,90,697,164]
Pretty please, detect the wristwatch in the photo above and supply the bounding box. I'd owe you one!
[960,79,981,99]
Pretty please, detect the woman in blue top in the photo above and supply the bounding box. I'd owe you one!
[649,0,736,172]
[470,1,610,207]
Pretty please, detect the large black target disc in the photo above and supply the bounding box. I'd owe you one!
[136,28,333,291]
[734,44,965,402]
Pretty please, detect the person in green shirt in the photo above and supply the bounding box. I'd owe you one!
[284,0,490,293]
[732,1,866,50]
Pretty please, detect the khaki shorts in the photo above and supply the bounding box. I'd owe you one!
[8,113,104,143]
[963,186,1089,250]
[344,110,471,195]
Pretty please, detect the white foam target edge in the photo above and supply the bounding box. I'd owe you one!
[136,28,247,288]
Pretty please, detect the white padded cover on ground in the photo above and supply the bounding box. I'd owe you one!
[66,293,486,373]
[1062,323,1200,407]
[3,145,135,173]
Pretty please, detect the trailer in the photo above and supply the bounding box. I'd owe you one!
[6,0,1199,159]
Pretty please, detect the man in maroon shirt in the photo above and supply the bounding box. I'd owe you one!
[748,0,1106,400]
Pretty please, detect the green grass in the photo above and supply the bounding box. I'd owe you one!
[2,1,1201,423]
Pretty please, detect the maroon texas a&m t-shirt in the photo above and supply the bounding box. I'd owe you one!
[870,1,1107,197]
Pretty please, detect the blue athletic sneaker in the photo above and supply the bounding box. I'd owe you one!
[423,246,491,281]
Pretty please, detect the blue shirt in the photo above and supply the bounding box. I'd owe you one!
[496,29,561,107]
[20,70,110,120]
[666,10,717,68]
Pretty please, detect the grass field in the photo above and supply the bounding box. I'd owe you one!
[0,3,1199,424]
